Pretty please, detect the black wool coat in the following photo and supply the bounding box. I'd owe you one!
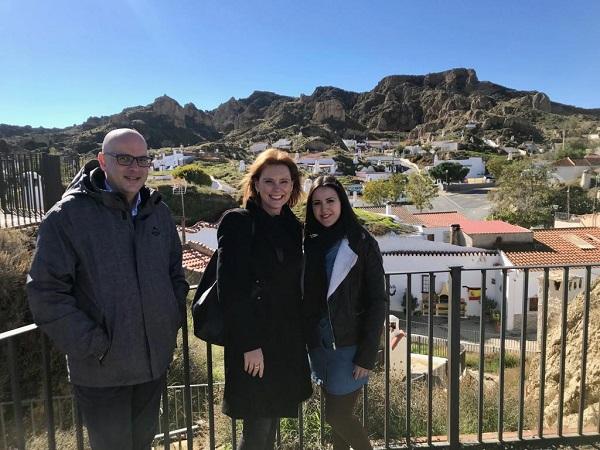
[217,200,312,418]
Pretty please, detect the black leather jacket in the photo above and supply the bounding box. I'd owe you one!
[304,228,386,370]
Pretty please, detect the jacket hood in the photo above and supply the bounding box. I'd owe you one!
[64,159,162,216]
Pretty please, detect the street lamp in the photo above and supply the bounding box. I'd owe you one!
[172,182,188,243]
[445,169,449,185]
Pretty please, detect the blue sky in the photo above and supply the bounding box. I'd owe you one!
[1,0,599,128]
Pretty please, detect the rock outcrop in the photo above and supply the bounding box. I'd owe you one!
[2,68,600,153]
[526,282,600,430]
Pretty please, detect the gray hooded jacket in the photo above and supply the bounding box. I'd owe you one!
[27,160,189,387]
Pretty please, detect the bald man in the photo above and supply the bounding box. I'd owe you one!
[28,128,189,450]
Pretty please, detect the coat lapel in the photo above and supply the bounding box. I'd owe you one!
[327,238,358,300]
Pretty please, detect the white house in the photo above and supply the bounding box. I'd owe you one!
[403,145,426,156]
[377,236,501,317]
[249,142,269,154]
[551,156,600,184]
[343,139,357,150]
[432,155,485,179]
[431,141,459,152]
[272,138,292,150]
[502,227,600,332]
[152,147,195,170]
[366,140,393,150]
[297,157,337,174]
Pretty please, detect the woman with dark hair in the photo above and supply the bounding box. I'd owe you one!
[218,149,312,449]
[303,175,387,450]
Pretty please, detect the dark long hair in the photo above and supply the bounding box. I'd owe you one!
[304,175,361,239]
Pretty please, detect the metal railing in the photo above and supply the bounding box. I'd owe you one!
[1,264,600,449]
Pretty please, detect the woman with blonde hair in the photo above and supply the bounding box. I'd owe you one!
[217,149,312,449]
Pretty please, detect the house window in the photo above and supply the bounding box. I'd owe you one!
[427,234,435,241]
[491,278,496,285]
[579,279,582,288]
[529,297,538,312]
[422,274,430,293]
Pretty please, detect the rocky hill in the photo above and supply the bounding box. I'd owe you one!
[526,281,600,430]
[2,68,600,154]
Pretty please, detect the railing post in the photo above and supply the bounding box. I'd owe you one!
[7,338,25,450]
[447,266,462,449]
[41,332,56,450]
[206,342,216,450]
[181,307,193,449]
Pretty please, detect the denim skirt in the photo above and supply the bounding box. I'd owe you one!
[308,318,368,396]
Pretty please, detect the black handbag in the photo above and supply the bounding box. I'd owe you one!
[192,211,254,346]
[192,252,224,345]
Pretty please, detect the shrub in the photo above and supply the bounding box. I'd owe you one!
[172,164,212,186]
[158,184,238,225]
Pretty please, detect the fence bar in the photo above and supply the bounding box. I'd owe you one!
[427,272,435,446]
[41,333,57,450]
[206,343,216,450]
[384,274,391,448]
[180,310,193,449]
[74,397,84,450]
[557,267,569,436]
[298,403,304,450]
[231,419,237,450]
[7,339,25,450]
[162,381,171,449]
[578,265,591,435]
[362,384,368,428]
[498,269,508,441]
[477,270,486,443]
[518,268,529,440]
[447,266,462,448]
[320,387,325,447]
[538,268,549,437]
[405,273,412,445]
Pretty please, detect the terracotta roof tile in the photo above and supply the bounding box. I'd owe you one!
[460,220,530,234]
[412,211,469,227]
[355,205,424,225]
[504,227,600,266]
[182,244,213,273]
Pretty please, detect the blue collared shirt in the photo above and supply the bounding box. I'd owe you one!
[104,181,141,217]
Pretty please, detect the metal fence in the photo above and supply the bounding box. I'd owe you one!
[0,153,83,229]
[1,264,600,449]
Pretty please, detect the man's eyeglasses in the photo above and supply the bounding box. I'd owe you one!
[104,152,152,168]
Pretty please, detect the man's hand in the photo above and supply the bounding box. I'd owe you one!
[353,365,370,380]
[244,348,264,378]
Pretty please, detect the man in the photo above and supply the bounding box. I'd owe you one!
[27,128,189,450]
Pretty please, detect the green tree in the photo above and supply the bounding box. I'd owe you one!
[489,160,555,228]
[406,173,438,212]
[363,179,394,206]
[388,173,408,201]
[172,164,212,186]
[549,185,594,215]
[486,156,511,179]
[556,140,587,160]
[429,162,469,183]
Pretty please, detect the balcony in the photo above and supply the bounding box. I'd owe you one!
[1,264,599,449]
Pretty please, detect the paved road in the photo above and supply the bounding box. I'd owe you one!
[404,187,494,220]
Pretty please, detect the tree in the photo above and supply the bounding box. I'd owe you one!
[556,140,587,160]
[489,160,555,228]
[388,173,408,201]
[406,173,438,212]
[486,156,511,179]
[549,185,594,216]
[362,179,394,206]
[429,162,469,183]
[172,164,212,186]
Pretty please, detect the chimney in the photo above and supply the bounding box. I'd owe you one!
[385,203,392,215]
[450,224,461,245]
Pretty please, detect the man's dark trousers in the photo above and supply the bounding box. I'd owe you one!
[73,373,166,450]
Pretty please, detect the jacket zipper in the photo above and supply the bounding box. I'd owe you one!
[326,296,337,350]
